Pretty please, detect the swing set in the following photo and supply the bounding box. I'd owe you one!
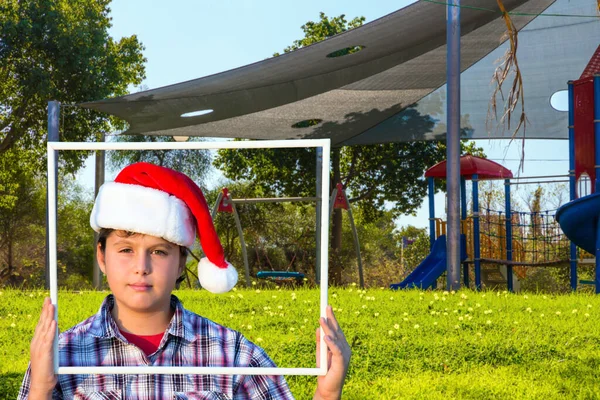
[211,183,364,287]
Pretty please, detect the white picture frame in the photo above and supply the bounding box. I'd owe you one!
[47,139,330,376]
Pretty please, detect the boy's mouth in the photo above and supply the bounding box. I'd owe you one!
[129,283,152,291]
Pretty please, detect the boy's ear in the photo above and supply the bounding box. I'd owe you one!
[96,243,107,274]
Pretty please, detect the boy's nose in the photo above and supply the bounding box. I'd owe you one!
[133,253,151,275]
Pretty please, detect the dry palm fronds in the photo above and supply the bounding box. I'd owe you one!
[488,0,527,170]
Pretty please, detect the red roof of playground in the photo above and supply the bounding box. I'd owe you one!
[425,155,513,180]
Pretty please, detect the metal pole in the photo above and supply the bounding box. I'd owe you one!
[211,191,250,288]
[428,177,437,289]
[230,201,251,288]
[472,174,481,290]
[504,178,514,292]
[315,147,323,285]
[342,190,364,289]
[46,101,60,290]
[446,0,461,291]
[211,192,224,219]
[596,221,600,295]
[567,81,577,291]
[93,133,105,290]
[595,75,600,192]
[46,102,60,373]
[460,177,468,287]
[428,177,436,249]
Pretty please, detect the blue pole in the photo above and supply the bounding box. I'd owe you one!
[504,179,513,292]
[594,74,600,293]
[461,177,468,287]
[568,80,577,291]
[595,75,600,191]
[428,177,436,250]
[472,174,481,290]
[446,0,461,291]
[596,222,600,295]
[428,177,438,290]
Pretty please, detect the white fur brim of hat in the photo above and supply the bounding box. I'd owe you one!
[90,182,196,246]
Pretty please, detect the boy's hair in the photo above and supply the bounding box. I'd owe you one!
[97,228,188,285]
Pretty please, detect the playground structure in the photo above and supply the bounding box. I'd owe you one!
[556,71,600,294]
[393,48,600,293]
[211,183,364,288]
[391,155,573,292]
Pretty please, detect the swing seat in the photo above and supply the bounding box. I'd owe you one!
[256,271,305,283]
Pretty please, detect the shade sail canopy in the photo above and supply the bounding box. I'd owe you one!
[80,0,600,146]
[425,155,514,180]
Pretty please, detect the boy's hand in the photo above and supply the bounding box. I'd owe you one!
[29,297,57,397]
[314,305,351,400]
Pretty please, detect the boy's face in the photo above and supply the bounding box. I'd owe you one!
[97,231,184,315]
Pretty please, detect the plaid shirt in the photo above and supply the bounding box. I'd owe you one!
[18,295,294,400]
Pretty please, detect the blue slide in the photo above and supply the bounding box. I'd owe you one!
[390,234,465,290]
[556,192,600,255]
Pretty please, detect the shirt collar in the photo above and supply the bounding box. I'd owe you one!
[88,294,196,342]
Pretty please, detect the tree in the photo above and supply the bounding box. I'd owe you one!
[0,155,45,283]
[107,135,212,183]
[215,13,485,285]
[395,225,430,273]
[273,13,365,56]
[0,0,146,175]
[0,168,98,288]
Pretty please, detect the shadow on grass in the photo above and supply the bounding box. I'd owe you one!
[0,372,23,398]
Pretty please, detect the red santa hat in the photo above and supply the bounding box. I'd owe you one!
[90,162,238,294]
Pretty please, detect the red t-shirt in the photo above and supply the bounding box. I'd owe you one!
[120,330,165,356]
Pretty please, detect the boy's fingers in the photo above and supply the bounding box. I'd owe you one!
[34,299,50,333]
[33,309,49,344]
[324,335,343,356]
[44,320,57,345]
[326,306,340,331]
[41,301,54,337]
[319,318,335,340]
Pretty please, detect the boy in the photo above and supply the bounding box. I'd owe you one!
[19,162,351,399]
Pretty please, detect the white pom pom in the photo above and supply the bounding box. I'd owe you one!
[197,257,238,293]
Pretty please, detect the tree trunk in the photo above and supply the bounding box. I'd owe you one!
[330,147,343,285]
[7,239,13,275]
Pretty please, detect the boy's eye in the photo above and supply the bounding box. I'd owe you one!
[152,249,168,256]
[118,248,133,253]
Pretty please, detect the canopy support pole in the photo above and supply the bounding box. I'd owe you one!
[567,80,577,291]
[446,0,461,290]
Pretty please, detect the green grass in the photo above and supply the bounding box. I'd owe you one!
[2,287,600,399]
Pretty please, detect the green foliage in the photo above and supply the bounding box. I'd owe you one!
[0,158,45,284]
[339,208,400,287]
[107,135,212,183]
[1,0,145,288]
[0,0,146,174]
[215,141,484,221]
[0,173,95,288]
[3,288,600,399]
[56,177,94,286]
[204,180,403,287]
[206,182,314,278]
[396,225,430,271]
[273,12,365,56]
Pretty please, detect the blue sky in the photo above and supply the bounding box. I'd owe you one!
[78,0,571,229]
